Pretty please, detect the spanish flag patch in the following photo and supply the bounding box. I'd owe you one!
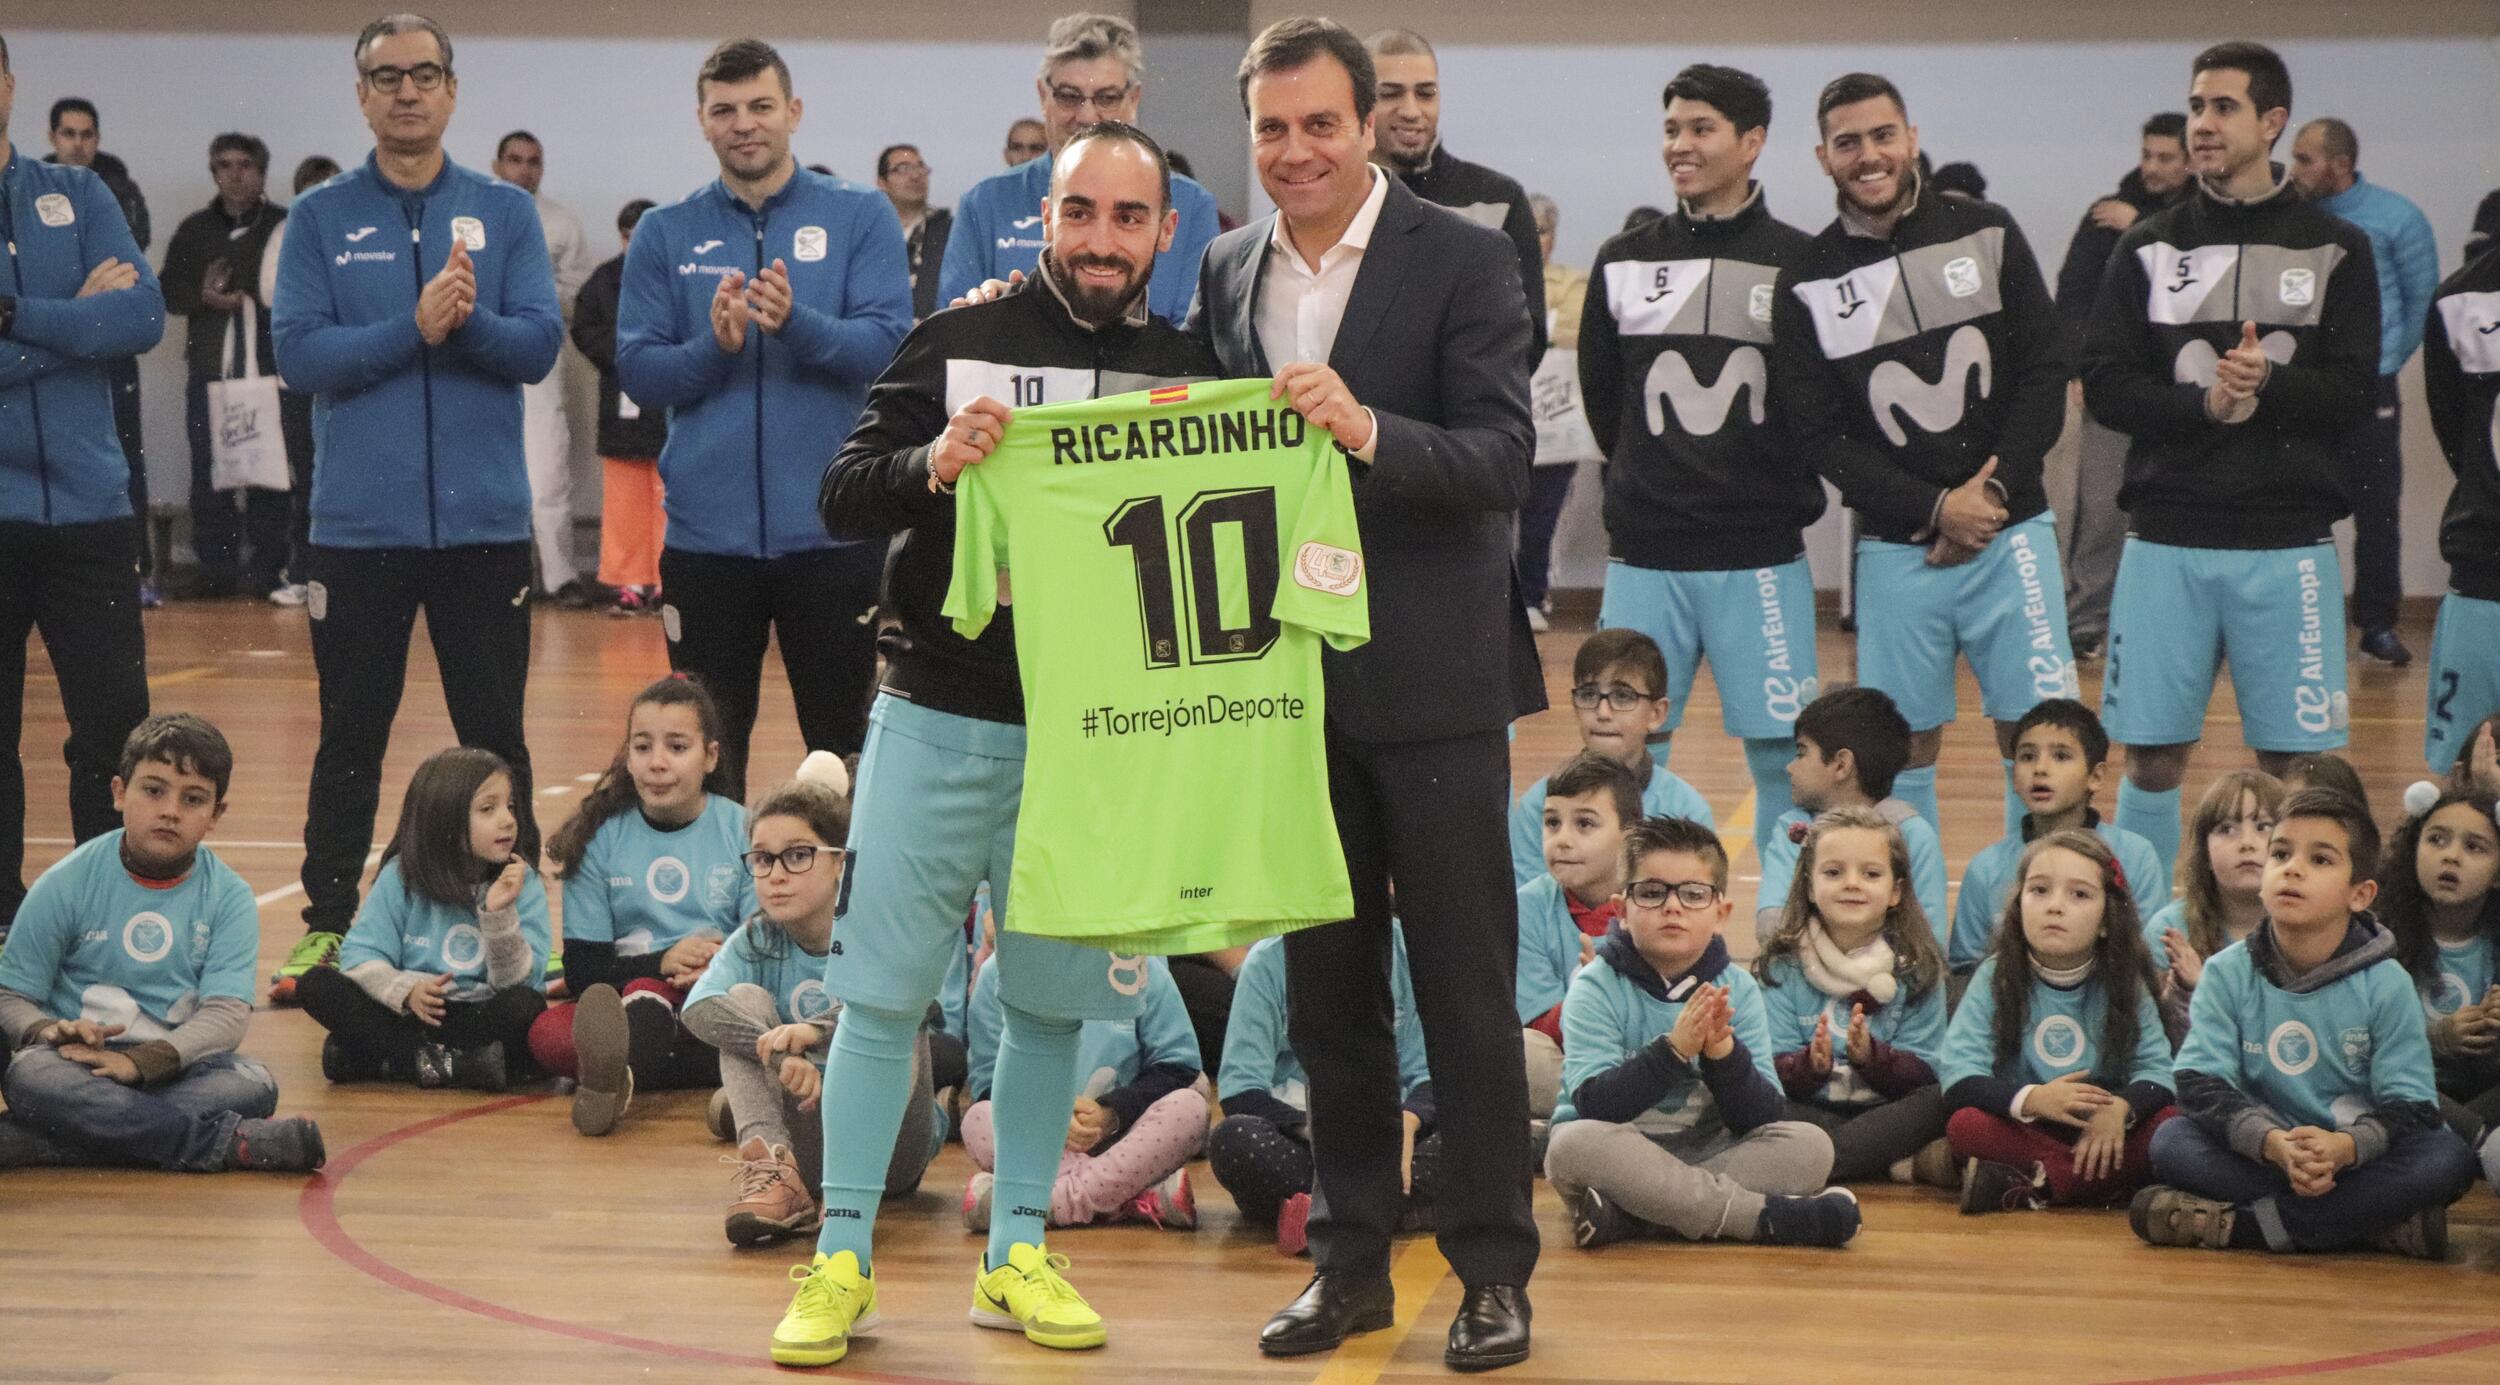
[1149,385,1190,406]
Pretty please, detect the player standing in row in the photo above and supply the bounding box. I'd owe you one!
[2416,197,2500,777]
[617,40,912,801]
[766,124,1219,1368]
[1773,73,2073,841]
[2083,41,2380,888]
[1579,63,1822,869]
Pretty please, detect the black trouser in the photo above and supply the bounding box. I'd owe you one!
[184,376,291,594]
[299,543,537,932]
[1783,1085,1950,1183]
[2346,373,2404,632]
[1210,1113,1316,1222]
[299,966,545,1068]
[1285,727,1537,1288]
[1168,954,1237,1082]
[280,391,314,585]
[0,518,150,928]
[110,357,151,580]
[1514,463,1577,610]
[658,542,883,800]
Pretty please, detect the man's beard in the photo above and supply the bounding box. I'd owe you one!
[1050,248,1152,327]
[1377,136,1433,175]
[1839,161,1911,217]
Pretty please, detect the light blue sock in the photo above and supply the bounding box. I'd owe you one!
[812,999,925,1271]
[2003,759,2024,837]
[1742,738,1794,868]
[2119,780,2185,893]
[985,1000,1082,1271]
[1895,763,1941,839]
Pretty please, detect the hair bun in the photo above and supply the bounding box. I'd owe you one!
[797,750,851,799]
[2402,780,2441,819]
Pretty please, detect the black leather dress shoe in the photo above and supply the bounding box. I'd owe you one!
[1257,1273,1396,1357]
[1445,1283,1531,1371]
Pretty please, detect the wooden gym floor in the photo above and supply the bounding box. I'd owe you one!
[4,599,2493,1384]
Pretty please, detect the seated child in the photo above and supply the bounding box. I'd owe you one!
[2138,789,2480,1256]
[1517,752,1637,1119]
[1757,687,1946,942]
[2282,752,2369,810]
[961,952,1206,1230]
[1755,807,1953,1185]
[2144,772,2283,1048]
[2373,789,2500,1147]
[1546,816,1861,1249]
[300,747,552,1090]
[1951,700,2166,973]
[683,776,944,1247]
[0,715,323,1173]
[2443,715,2499,798]
[1511,628,1711,886]
[1942,829,2176,1213]
[1208,927,1436,1256]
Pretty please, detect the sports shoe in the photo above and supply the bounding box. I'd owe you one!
[962,1171,995,1232]
[1757,1187,1862,1247]
[2365,1206,2448,1260]
[543,950,567,1001]
[228,1116,327,1172]
[770,1251,879,1367]
[570,984,635,1136]
[706,1087,737,1142]
[412,1040,510,1093]
[1909,1136,1959,1189]
[138,582,163,610]
[2130,1185,2237,1249]
[1127,1169,1196,1229]
[268,582,308,607]
[320,1034,390,1084]
[1572,1186,1641,1248]
[726,1137,822,1247]
[1524,606,1550,634]
[268,931,342,1005]
[969,1242,1107,1350]
[2358,628,2414,667]
[1959,1158,2047,1214]
[1276,1191,1312,1257]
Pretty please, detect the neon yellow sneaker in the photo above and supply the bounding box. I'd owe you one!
[770,1251,878,1367]
[267,931,342,1005]
[970,1242,1107,1350]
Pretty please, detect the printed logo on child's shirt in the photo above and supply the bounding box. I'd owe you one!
[2430,973,2473,1016]
[705,863,740,910]
[440,923,486,972]
[789,978,836,1024]
[2030,1014,2088,1070]
[122,911,176,965]
[2337,1026,2373,1067]
[2266,1019,2320,1076]
[646,856,692,905]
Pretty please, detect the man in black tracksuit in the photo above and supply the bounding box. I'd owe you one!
[1771,73,2071,840]
[2402,237,2500,772]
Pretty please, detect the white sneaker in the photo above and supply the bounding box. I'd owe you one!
[268,583,309,607]
[1525,606,1550,633]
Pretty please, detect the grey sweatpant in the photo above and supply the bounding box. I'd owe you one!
[2064,414,2129,644]
[1545,1118,1834,1241]
[681,983,941,1198]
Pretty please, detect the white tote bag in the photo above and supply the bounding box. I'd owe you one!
[208,310,289,492]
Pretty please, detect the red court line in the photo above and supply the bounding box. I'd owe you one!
[2106,1328,2500,1385]
[296,1093,959,1380]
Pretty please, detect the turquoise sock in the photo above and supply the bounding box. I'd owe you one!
[2119,780,2184,893]
[1742,738,1794,868]
[811,999,923,1271]
[2003,759,2024,837]
[1895,763,1941,839]
[986,1001,1082,1271]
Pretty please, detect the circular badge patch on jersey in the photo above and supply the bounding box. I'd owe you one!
[440,923,486,972]
[2267,1019,2320,1076]
[2030,1014,2088,1070]
[789,978,836,1024]
[122,912,176,964]
[647,856,692,905]
[2431,972,2473,1017]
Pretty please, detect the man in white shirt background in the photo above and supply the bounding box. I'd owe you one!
[495,129,593,602]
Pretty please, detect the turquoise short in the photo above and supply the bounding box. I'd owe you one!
[2101,537,2348,752]
[1853,512,2077,732]
[1597,556,1819,740]
[2426,592,2500,769]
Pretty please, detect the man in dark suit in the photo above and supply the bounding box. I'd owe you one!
[1189,17,1543,1371]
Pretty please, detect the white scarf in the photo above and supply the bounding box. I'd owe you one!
[2030,954,2097,989]
[1800,922,1899,1005]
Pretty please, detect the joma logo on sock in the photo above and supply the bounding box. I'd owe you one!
[1012,1205,1051,1219]
[826,1208,862,1219]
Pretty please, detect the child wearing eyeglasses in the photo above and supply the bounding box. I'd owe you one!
[1755,686,1948,945]
[1510,629,1713,886]
[684,774,946,1248]
[1545,816,1861,1249]
[531,677,754,1136]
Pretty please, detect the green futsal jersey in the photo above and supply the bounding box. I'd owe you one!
[945,377,1368,954]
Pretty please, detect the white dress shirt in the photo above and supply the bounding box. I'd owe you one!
[1254,166,1390,460]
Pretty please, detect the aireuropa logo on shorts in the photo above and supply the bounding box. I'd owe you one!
[2009,528,2079,699]
[2290,557,2347,735]
[1754,567,1813,722]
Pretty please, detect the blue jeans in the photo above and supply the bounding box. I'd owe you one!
[2150,1115,2477,1251]
[0,1047,277,1172]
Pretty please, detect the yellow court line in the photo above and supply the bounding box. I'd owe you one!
[148,665,219,687]
[1310,1237,1456,1385]
[1716,788,1759,865]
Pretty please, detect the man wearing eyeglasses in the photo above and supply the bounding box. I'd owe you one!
[938,12,1220,323]
[876,144,951,321]
[270,11,562,1001]
[1003,119,1048,167]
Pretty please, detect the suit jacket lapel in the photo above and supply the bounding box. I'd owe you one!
[1328,178,1426,376]
[1232,220,1272,376]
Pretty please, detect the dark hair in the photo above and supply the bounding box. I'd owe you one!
[2377,790,2500,987]
[119,713,235,801]
[1237,16,1376,124]
[2283,753,2368,813]
[209,133,270,174]
[1623,814,1729,893]
[732,779,854,967]
[618,198,655,233]
[1816,72,1905,130]
[50,97,99,134]
[2277,785,2382,883]
[1165,150,1195,179]
[875,144,919,179]
[1572,627,1668,699]
[354,12,453,72]
[2144,111,2188,144]
[1623,206,1666,232]
[1756,805,1944,1000]
[2178,769,2285,958]
[698,37,791,99]
[1,33,10,75]
[2193,41,2292,122]
[495,130,540,160]
[1930,161,1987,200]
[382,747,513,909]
[1548,751,1643,832]
[1056,119,1173,212]
[804,163,835,177]
[2013,697,2110,770]
[2448,713,2500,795]
[293,155,342,194]
[1794,685,1911,800]
[1662,63,1772,134]
[1985,829,2159,1081]
[547,676,731,878]
[2301,117,2358,166]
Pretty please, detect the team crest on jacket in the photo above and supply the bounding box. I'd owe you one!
[450,216,486,252]
[2278,268,2316,308]
[1748,283,1775,324]
[1942,256,1982,298]
[794,226,829,262]
[36,193,75,227]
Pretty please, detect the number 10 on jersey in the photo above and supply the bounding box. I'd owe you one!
[1104,488,1282,670]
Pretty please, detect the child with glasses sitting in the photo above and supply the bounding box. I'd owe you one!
[1511,629,1714,886]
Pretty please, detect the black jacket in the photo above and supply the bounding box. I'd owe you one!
[2423,245,2500,600]
[2053,169,2189,365]
[1772,182,2069,543]
[822,259,1220,725]
[1189,175,1544,744]
[906,207,953,321]
[2081,169,2379,549]
[45,149,149,251]
[1393,144,1548,364]
[160,197,284,382]
[1580,186,1824,570]
[571,256,668,460]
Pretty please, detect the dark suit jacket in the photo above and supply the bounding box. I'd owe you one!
[1190,175,1545,745]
